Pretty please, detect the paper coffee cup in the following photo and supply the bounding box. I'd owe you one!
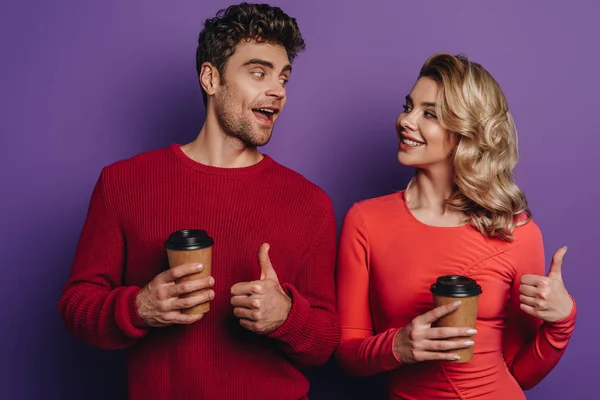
[430,275,482,363]
[164,229,214,315]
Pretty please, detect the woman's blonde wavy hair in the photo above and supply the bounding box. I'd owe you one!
[411,53,531,242]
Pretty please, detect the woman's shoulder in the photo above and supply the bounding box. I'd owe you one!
[345,191,407,219]
[512,214,543,245]
[354,191,402,207]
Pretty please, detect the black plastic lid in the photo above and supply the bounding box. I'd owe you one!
[430,275,482,298]
[164,229,214,250]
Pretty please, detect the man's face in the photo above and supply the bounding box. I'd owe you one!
[212,40,291,147]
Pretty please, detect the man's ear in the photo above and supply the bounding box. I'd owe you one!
[200,62,220,97]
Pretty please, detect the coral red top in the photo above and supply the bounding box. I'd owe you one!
[335,192,576,400]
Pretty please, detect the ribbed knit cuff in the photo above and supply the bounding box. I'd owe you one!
[266,283,310,344]
[115,286,150,339]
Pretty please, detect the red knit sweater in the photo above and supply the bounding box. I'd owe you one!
[58,144,341,400]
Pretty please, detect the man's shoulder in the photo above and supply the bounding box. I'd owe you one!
[268,157,332,208]
[100,145,174,182]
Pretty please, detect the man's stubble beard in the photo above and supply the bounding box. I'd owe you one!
[214,84,274,148]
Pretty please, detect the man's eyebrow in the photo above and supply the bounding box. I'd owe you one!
[242,59,292,74]
[242,59,274,69]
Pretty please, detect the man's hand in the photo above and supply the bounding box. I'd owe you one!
[230,243,292,334]
[136,263,215,327]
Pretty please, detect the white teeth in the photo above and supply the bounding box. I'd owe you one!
[257,108,274,114]
[402,137,424,147]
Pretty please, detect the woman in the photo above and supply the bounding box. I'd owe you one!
[335,53,576,399]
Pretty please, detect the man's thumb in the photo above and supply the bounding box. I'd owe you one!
[548,246,567,279]
[259,243,278,281]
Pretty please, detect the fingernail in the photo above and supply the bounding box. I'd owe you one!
[452,355,460,360]
[464,340,474,346]
[467,329,478,335]
[452,301,462,307]
[208,291,215,299]
[208,277,215,285]
[563,245,568,252]
[197,264,203,270]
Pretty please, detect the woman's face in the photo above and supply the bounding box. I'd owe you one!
[396,77,456,170]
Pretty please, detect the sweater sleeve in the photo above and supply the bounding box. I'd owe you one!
[58,170,149,349]
[266,199,341,367]
[502,222,577,389]
[334,203,403,377]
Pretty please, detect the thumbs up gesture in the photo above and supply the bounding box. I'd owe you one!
[230,243,292,334]
[519,246,574,322]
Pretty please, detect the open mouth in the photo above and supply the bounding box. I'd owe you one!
[252,107,278,123]
[401,136,425,147]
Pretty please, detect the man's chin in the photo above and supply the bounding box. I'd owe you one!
[247,138,271,148]
[246,130,274,147]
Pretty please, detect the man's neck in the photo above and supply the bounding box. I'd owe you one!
[181,112,263,168]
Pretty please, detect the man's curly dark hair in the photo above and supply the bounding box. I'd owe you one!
[196,2,306,106]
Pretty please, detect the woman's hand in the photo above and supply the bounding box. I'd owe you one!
[394,301,477,363]
[519,246,574,323]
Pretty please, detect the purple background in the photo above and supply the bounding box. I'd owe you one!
[1,1,598,399]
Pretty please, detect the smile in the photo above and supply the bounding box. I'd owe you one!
[401,137,425,147]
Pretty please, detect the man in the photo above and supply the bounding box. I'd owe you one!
[58,3,340,399]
